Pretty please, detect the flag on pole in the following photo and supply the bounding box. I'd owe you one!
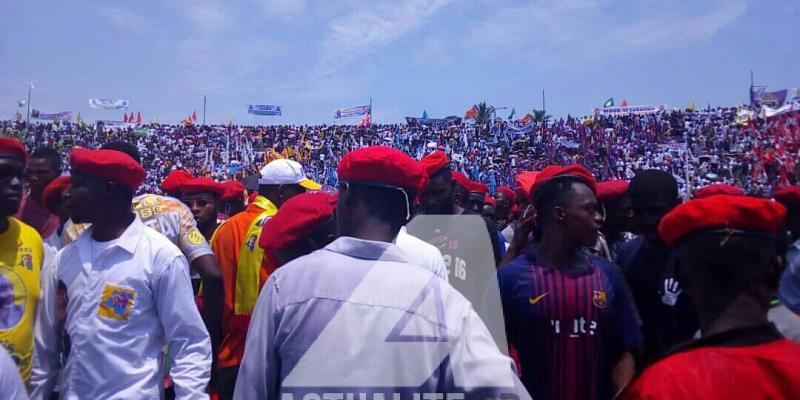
[521,113,532,124]
[465,105,478,119]
[123,113,129,123]
[508,108,516,121]
[687,101,696,111]
[192,111,197,122]
[603,98,614,108]
[620,99,628,107]
[136,112,142,125]
[18,100,27,107]
[421,110,429,119]
[359,113,371,126]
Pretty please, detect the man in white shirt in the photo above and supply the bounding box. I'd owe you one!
[31,148,211,399]
[234,146,528,400]
[1,345,28,400]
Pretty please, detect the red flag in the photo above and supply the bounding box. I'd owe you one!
[465,106,477,119]
[621,99,629,107]
[123,113,129,122]
[521,113,532,124]
[192,111,197,122]
[359,113,371,126]
[136,112,142,125]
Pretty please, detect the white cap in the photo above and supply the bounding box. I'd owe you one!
[258,159,321,190]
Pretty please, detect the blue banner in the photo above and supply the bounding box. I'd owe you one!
[334,105,371,119]
[89,99,129,110]
[248,104,282,116]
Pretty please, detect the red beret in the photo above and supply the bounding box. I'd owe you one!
[693,184,744,200]
[161,170,193,194]
[496,186,517,204]
[468,181,488,195]
[515,171,539,199]
[451,171,470,189]
[596,180,629,203]
[258,192,337,254]
[338,146,427,193]
[221,180,245,202]
[773,186,800,207]
[658,195,786,246]
[532,164,596,195]
[70,148,146,190]
[0,137,27,165]
[42,175,70,214]
[419,151,450,177]
[483,195,496,207]
[180,178,225,197]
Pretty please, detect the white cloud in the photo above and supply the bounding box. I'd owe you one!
[313,0,461,78]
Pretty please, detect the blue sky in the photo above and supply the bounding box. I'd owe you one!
[0,0,797,124]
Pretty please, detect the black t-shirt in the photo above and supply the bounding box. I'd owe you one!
[617,236,699,366]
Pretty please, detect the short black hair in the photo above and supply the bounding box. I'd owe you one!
[629,169,678,201]
[429,166,452,183]
[100,141,141,164]
[348,183,416,233]
[30,147,62,172]
[532,176,588,227]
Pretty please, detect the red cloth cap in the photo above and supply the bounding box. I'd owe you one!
[773,186,800,207]
[180,178,225,197]
[0,137,27,164]
[451,171,470,189]
[532,164,596,195]
[42,175,70,214]
[338,146,427,193]
[693,184,744,200]
[496,186,517,204]
[258,192,337,254]
[515,171,539,199]
[221,180,245,202]
[658,195,786,246]
[161,170,193,194]
[468,181,488,195]
[419,151,450,177]
[596,180,629,203]
[483,195,496,207]
[70,148,146,190]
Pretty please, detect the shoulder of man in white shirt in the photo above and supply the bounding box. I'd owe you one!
[395,226,449,282]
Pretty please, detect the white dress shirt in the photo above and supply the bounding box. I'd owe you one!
[395,226,449,282]
[31,216,211,399]
[233,236,530,400]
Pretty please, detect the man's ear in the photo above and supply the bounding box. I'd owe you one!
[552,205,567,223]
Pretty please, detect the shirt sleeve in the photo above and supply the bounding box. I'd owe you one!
[154,254,212,399]
[778,247,800,315]
[233,275,280,400]
[0,346,28,400]
[177,202,213,263]
[29,251,60,400]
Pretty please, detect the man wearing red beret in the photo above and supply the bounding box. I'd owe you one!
[622,195,800,399]
[0,137,44,385]
[16,146,61,240]
[498,165,643,400]
[31,147,212,399]
[593,180,635,262]
[493,186,516,231]
[41,175,71,250]
[235,146,530,400]
[180,178,226,241]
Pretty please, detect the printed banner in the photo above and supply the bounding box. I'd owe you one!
[31,110,72,121]
[752,87,800,108]
[247,104,282,116]
[762,101,800,118]
[334,105,371,119]
[89,99,130,110]
[95,120,136,128]
[405,116,461,125]
[594,104,666,117]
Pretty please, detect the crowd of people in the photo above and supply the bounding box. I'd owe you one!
[2,106,799,198]
[1,105,800,400]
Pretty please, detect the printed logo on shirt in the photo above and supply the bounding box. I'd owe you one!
[246,234,258,252]
[187,229,206,245]
[528,292,549,305]
[97,284,136,321]
[592,289,608,309]
[17,253,33,270]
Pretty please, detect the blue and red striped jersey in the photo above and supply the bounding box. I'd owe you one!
[498,249,643,400]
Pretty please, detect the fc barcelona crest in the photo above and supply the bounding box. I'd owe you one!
[592,289,608,309]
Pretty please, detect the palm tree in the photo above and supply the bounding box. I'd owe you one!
[472,102,495,126]
[531,109,551,126]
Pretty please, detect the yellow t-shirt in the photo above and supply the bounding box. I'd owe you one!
[0,217,43,381]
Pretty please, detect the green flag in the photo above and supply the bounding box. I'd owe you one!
[508,108,516,121]
[603,98,614,108]
[18,100,27,107]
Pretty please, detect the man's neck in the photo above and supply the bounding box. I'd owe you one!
[199,222,218,241]
[0,216,9,235]
[537,232,579,269]
[699,291,770,338]
[92,211,135,242]
[30,191,43,204]
[352,217,398,243]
